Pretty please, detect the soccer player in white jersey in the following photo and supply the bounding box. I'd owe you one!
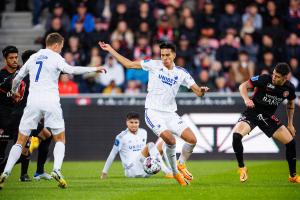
[0,33,106,189]
[101,112,172,179]
[99,41,209,186]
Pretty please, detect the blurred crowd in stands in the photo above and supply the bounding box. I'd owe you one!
[4,0,300,94]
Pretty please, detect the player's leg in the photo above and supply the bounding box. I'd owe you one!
[0,132,29,189]
[50,129,67,188]
[19,140,31,182]
[144,109,188,185]
[34,127,52,180]
[166,112,195,181]
[272,125,300,183]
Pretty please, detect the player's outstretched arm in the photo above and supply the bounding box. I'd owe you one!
[101,146,119,179]
[99,41,142,69]
[190,84,209,97]
[239,81,254,108]
[286,99,296,137]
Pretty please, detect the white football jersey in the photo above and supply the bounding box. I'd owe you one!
[114,128,147,167]
[102,128,147,174]
[140,59,195,112]
[14,48,97,104]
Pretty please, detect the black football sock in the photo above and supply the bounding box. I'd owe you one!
[36,136,52,174]
[286,139,296,177]
[20,154,30,176]
[232,133,245,168]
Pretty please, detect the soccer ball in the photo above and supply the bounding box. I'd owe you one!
[143,156,161,175]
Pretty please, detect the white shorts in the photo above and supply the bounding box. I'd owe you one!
[124,158,149,178]
[144,109,188,137]
[19,102,65,136]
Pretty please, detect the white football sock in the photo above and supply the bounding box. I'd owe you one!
[4,144,22,174]
[165,144,178,174]
[178,143,195,165]
[53,142,65,171]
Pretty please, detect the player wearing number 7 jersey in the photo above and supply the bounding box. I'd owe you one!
[0,33,106,189]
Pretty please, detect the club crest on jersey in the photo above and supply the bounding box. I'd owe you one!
[283,91,289,97]
[251,76,259,81]
[267,83,275,89]
[143,59,151,63]
[158,74,177,86]
[114,139,120,146]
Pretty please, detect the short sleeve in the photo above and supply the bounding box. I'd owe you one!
[181,71,196,89]
[287,84,296,101]
[248,74,269,88]
[140,59,160,72]
[114,136,122,151]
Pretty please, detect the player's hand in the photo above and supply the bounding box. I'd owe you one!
[99,41,112,52]
[12,92,21,102]
[287,124,296,137]
[95,66,107,74]
[245,99,255,108]
[199,86,209,97]
[101,173,107,179]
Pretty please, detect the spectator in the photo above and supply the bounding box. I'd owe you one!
[156,15,175,42]
[71,2,95,33]
[216,33,239,72]
[194,36,219,69]
[258,34,281,62]
[284,32,300,62]
[58,74,79,95]
[135,21,152,42]
[197,0,218,38]
[32,0,48,28]
[110,2,131,32]
[179,16,198,45]
[176,34,194,72]
[263,0,281,27]
[45,2,70,32]
[230,51,255,87]
[88,17,110,49]
[126,68,148,92]
[95,0,116,20]
[258,51,275,74]
[65,36,87,65]
[195,70,215,90]
[218,2,242,35]
[102,80,122,94]
[133,1,156,31]
[239,33,259,63]
[125,80,141,94]
[285,0,300,35]
[79,72,102,93]
[69,19,89,51]
[289,57,300,90]
[111,20,134,50]
[165,4,180,29]
[43,17,68,47]
[96,55,125,88]
[214,76,231,93]
[242,3,263,31]
[133,35,152,60]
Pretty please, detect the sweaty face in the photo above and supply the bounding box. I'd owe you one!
[272,70,286,85]
[160,48,175,68]
[126,119,140,133]
[6,53,18,69]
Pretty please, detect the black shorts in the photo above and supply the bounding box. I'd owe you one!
[0,106,17,141]
[238,110,283,138]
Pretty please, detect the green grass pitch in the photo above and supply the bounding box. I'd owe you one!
[0,160,299,200]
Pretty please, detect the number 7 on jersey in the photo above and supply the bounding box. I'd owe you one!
[35,61,43,82]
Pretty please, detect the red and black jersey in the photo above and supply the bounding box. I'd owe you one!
[0,67,16,107]
[247,74,296,116]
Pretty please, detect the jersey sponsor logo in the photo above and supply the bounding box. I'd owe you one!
[283,91,289,97]
[251,76,259,81]
[158,74,177,86]
[114,139,120,146]
[262,94,283,106]
[129,143,144,151]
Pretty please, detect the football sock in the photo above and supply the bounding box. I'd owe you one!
[286,139,296,177]
[178,143,195,165]
[36,136,52,174]
[162,144,172,169]
[20,154,30,176]
[166,144,179,174]
[148,143,171,174]
[53,141,65,171]
[4,144,22,174]
[0,141,8,173]
[232,133,245,168]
